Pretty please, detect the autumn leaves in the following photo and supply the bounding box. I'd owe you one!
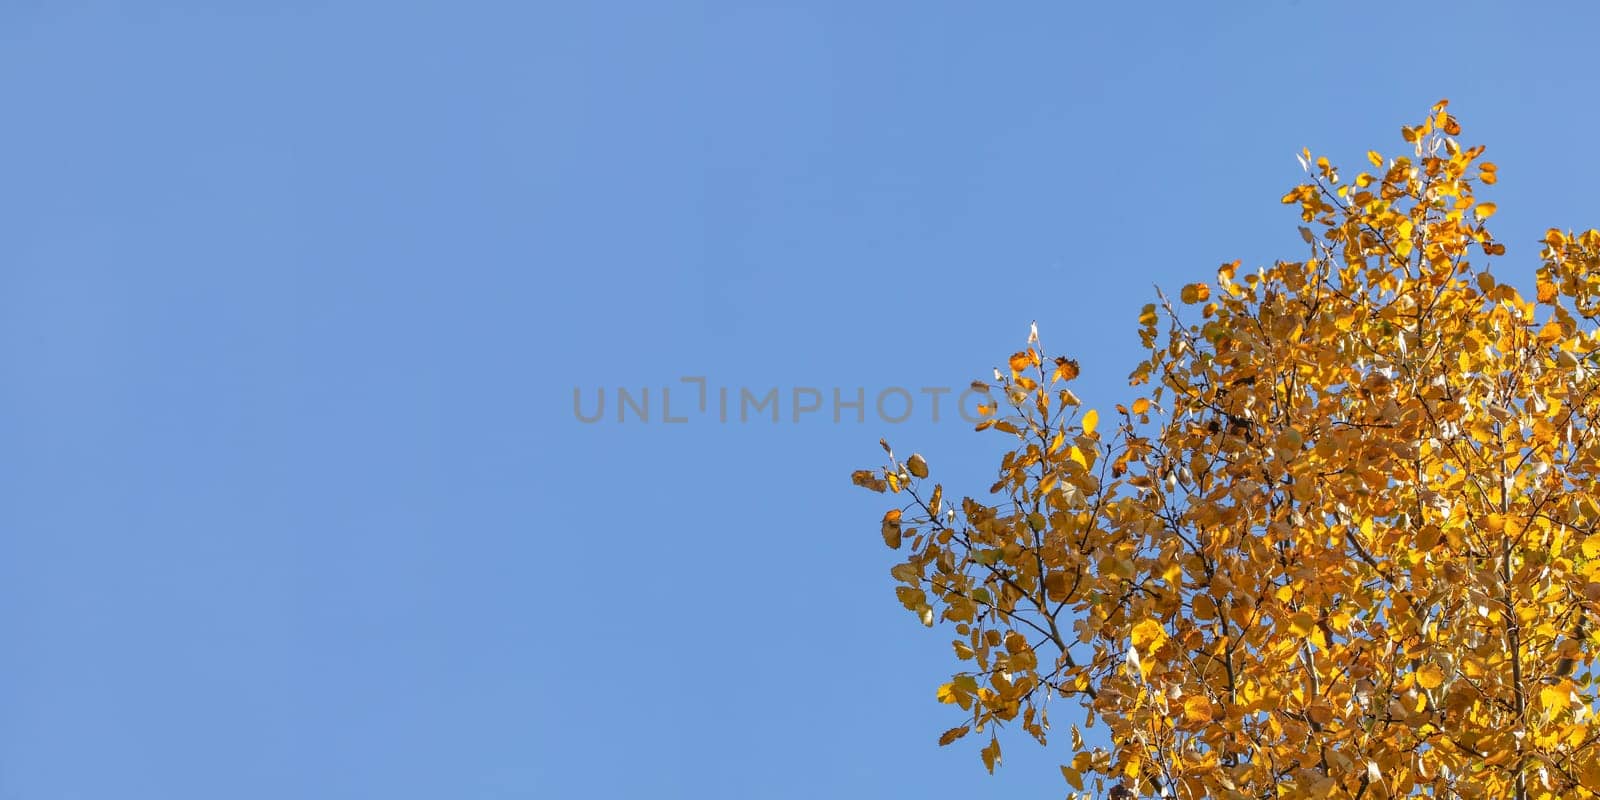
[855,102,1600,799]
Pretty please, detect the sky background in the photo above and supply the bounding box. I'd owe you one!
[3,2,1599,798]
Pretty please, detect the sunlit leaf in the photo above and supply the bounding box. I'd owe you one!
[881,509,902,549]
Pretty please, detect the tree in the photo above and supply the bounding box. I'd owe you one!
[854,101,1600,800]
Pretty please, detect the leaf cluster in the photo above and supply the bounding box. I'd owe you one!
[856,102,1600,800]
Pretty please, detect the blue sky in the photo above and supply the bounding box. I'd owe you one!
[3,2,1598,798]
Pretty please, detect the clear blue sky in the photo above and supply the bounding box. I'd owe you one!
[3,2,1598,798]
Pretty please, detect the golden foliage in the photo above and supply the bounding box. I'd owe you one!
[856,102,1600,800]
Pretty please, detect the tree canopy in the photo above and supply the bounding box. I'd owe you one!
[855,101,1600,800]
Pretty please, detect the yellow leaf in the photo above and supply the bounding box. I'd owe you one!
[1082,409,1100,436]
[850,470,886,493]
[1367,150,1383,167]
[1583,534,1600,560]
[1541,684,1571,712]
[1061,766,1083,790]
[1131,618,1166,653]
[881,509,903,549]
[1182,695,1213,723]
[981,738,1001,774]
[1132,397,1150,415]
[1416,663,1444,690]
[1539,319,1564,346]
[1289,612,1315,637]
[906,454,929,479]
[1475,202,1497,220]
